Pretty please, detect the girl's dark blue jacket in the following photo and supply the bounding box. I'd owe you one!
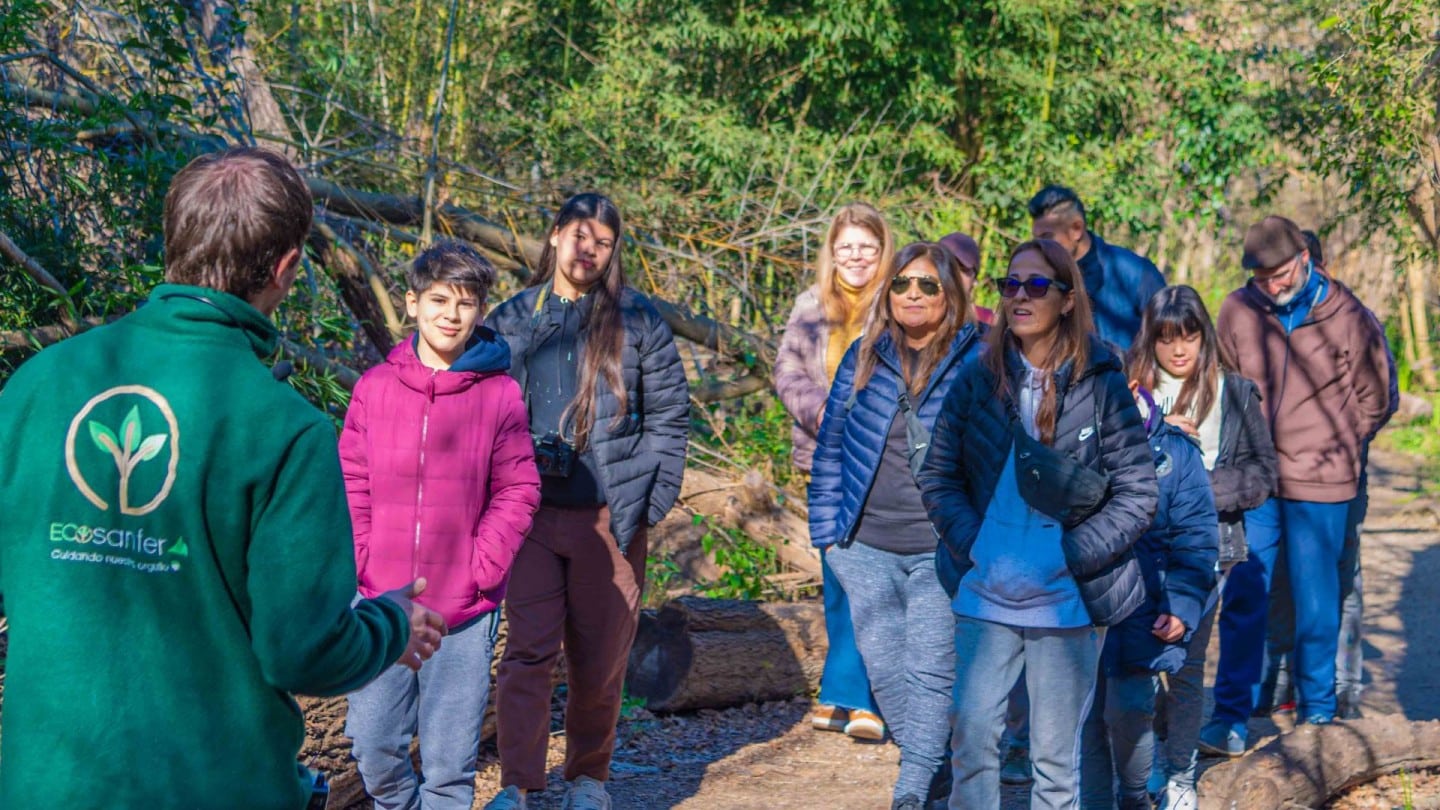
[1105,416,1219,674]
[918,336,1160,627]
[808,325,984,548]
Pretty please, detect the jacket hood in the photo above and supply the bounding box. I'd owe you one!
[1002,333,1122,392]
[390,327,512,394]
[147,284,279,358]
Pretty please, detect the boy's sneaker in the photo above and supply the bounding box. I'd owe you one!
[1196,721,1246,758]
[811,703,849,733]
[484,786,527,810]
[844,709,886,741]
[999,745,1033,784]
[561,776,611,810]
[1157,782,1198,810]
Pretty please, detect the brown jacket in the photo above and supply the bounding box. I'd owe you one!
[1216,275,1391,503]
[774,286,833,472]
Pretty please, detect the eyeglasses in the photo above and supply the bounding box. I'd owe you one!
[833,242,881,259]
[890,275,942,297]
[993,277,1073,299]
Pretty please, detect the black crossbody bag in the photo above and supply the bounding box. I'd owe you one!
[1010,383,1110,529]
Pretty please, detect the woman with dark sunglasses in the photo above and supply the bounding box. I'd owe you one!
[920,239,1159,810]
[810,242,985,809]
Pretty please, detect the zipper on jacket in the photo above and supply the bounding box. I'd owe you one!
[412,369,438,581]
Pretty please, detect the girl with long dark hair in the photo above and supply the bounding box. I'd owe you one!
[810,242,985,808]
[1127,286,1276,809]
[483,193,690,810]
[920,239,1159,810]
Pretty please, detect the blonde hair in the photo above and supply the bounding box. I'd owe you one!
[816,202,894,326]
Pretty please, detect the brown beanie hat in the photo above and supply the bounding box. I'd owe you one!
[1242,215,1306,271]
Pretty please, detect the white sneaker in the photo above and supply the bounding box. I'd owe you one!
[484,786,527,810]
[561,775,611,810]
[1158,782,1197,810]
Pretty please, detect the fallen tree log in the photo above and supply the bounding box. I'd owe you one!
[625,596,825,712]
[1197,715,1440,810]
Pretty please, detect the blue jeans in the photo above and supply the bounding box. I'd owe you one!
[346,611,500,810]
[818,548,878,713]
[1080,670,1161,810]
[950,617,1105,810]
[1212,498,1349,727]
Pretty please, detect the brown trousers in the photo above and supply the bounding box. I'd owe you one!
[496,504,647,789]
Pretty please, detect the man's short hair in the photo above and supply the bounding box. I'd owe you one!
[1027,184,1087,224]
[406,240,497,301]
[163,147,313,301]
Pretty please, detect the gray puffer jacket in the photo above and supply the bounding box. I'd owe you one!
[486,285,690,552]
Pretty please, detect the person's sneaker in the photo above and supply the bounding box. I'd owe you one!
[999,744,1033,784]
[484,786,528,810]
[844,709,886,741]
[1196,721,1246,758]
[561,776,610,810]
[811,703,849,733]
[1157,782,1198,810]
[1337,695,1364,720]
[891,795,925,810]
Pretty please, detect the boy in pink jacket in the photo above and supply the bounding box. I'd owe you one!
[340,241,541,810]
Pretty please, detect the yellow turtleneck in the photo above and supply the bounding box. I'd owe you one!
[825,276,869,383]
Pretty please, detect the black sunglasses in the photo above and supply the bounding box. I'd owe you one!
[993,277,1073,299]
[890,275,943,297]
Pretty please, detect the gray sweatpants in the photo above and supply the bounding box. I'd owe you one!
[828,541,956,802]
[950,617,1105,810]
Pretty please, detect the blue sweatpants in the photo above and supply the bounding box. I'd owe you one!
[1211,497,1349,726]
[817,547,879,713]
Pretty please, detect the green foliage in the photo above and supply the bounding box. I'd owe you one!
[643,554,684,609]
[694,514,783,600]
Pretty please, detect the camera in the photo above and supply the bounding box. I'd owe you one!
[533,432,576,478]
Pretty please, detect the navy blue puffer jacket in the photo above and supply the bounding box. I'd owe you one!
[809,326,984,548]
[1105,417,1218,674]
[919,336,1159,626]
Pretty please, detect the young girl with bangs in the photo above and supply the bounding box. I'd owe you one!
[920,239,1159,810]
[1126,286,1276,810]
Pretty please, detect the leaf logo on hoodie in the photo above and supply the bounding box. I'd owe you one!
[64,385,180,516]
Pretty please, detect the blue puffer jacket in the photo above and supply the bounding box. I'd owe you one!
[919,336,1160,626]
[809,325,984,548]
[1104,416,1218,675]
[1081,233,1166,351]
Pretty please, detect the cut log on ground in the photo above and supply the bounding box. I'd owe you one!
[1197,715,1440,810]
[625,596,825,713]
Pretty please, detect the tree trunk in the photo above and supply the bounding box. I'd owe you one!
[190,0,296,156]
[1406,257,1437,390]
[625,596,825,712]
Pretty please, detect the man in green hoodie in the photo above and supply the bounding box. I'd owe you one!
[0,147,447,809]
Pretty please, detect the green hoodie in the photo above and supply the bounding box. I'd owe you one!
[0,285,408,809]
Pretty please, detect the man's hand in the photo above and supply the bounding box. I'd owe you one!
[379,578,448,671]
[1165,414,1199,438]
[1151,613,1185,643]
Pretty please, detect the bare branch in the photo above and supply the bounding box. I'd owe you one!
[0,227,80,333]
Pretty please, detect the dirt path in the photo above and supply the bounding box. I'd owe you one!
[463,446,1440,810]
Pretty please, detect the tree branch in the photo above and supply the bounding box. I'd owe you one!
[0,227,80,333]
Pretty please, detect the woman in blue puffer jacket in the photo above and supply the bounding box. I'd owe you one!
[810,241,985,810]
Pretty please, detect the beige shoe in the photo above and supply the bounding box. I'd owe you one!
[811,703,849,732]
[844,708,886,740]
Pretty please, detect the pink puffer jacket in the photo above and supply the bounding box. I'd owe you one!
[339,331,540,627]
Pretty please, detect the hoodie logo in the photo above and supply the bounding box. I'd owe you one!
[64,385,180,516]
[1078,426,1096,442]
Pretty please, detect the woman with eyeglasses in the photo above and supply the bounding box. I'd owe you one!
[775,202,893,741]
[919,239,1159,810]
[809,242,984,809]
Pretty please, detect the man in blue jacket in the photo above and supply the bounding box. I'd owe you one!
[1029,185,1166,351]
